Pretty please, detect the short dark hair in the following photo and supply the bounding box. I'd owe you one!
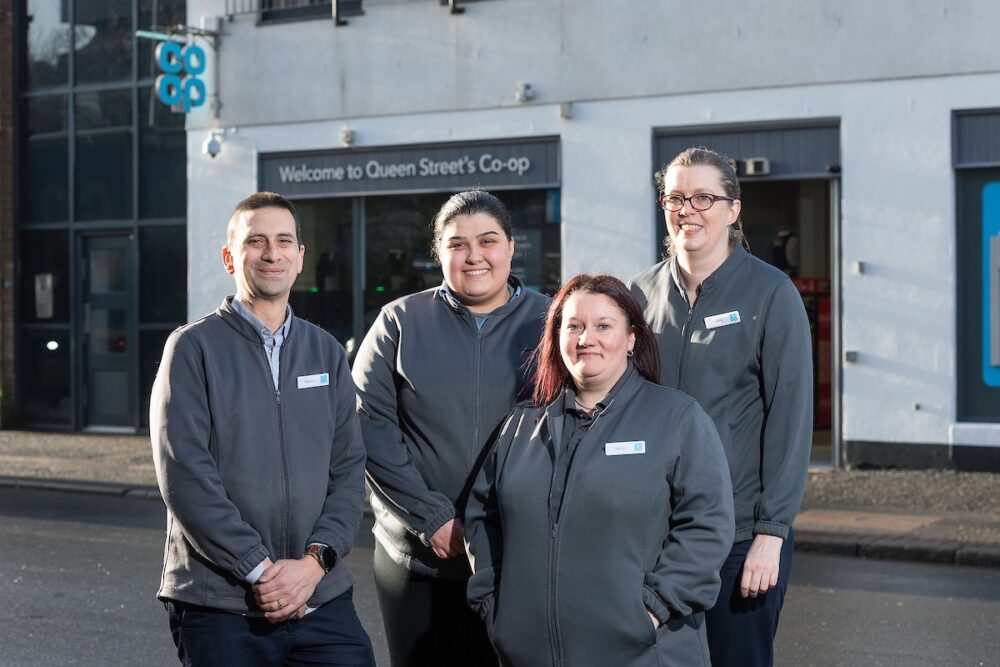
[227,192,301,247]
[654,146,744,254]
[430,190,513,263]
[532,274,660,407]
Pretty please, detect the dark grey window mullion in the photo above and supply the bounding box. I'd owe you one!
[67,0,80,428]
[136,217,186,228]
[131,0,141,429]
[22,80,134,98]
[353,196,365,347]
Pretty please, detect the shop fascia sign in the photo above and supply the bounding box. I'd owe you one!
[277,153,533,185]
[135,26,219,115]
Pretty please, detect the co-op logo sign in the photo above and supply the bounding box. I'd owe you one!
[278,154,532,185]
[154,42,206,112]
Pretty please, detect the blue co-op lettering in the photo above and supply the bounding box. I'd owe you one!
[154,42,206,113]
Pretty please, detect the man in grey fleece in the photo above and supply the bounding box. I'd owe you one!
[150,192,374,666]
[630,148,812,667]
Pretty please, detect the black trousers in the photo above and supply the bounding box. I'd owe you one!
[706,530,795,667]
[167,588,375,667]
[373,542,498,667]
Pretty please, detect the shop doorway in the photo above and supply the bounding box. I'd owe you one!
[79,233,137,430]
[290,189,561,360]
[740,180,836,466]
[653,119,842,466]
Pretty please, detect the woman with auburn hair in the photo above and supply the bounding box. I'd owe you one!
[464,274,734,667]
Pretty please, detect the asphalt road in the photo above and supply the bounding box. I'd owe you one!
[1,487,998,667]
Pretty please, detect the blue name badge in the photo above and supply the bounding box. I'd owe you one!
[604,440,646,456]
[297,373,330,389]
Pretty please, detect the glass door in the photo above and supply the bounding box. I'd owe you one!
[290,198,357,352]
[81,234,136,429]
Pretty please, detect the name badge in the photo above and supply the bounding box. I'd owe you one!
[704,311,741,330]
[605,440,646,456]
[297,373,330,389]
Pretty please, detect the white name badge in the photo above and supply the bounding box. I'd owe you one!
[605,441,646,456]
[704,311,741,330]
[297,373,330,389]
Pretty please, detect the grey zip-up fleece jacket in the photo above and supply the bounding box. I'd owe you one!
[465,365,734,667]
[352,278,549,579]
[629,246,813,544]
[150,297,366,612]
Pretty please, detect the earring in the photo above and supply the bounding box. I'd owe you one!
[627,349,634,357]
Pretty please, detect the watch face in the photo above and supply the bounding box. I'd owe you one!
[319,546,337,570]
[310,544,336,571]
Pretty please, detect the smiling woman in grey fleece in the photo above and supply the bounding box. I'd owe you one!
[465,274,734,667]
[630,147,813,667]
[352,190,549,667]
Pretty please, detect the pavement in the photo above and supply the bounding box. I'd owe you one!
[1,430,999,568]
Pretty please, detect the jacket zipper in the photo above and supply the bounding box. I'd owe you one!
[677,296,697,386]
[548,519,563,667]
[548,422,588,667]
[263,341,292,561]
[472,323,484,472]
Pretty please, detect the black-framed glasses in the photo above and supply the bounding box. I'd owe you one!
[661,193,735,212]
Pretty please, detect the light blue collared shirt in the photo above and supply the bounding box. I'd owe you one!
[231,297,290,392]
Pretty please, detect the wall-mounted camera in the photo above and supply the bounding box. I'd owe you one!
[202,131,223,159]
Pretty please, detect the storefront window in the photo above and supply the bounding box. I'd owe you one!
[957,168,1000,422]
[21,95,69,223]
[75,90,133,220]
[290,188,561,355]
[138,87,186,219]
[140,226,187,323]
[74,0,133,84]
[17,0,188,432]
[363,194,441,331]
[18,329,72,425]
[259,0,363,23]
[505,189,561,295]
[290,198,355,346]
[24,0,70,89]
[138,0,187,79]
[18,230,70,324]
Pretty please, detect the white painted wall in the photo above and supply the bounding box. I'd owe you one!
[186,0,1000,130]
[186,0,1000,451]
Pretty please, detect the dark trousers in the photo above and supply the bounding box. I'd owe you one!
[167,588,375,667]
[706,530,794,667]
[373,541,498,667]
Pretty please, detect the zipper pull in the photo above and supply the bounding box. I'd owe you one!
[275,389,281,404]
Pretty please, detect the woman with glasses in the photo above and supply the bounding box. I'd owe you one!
[629,147,813,667]
[465,274,734,667]
[352,190,549,667]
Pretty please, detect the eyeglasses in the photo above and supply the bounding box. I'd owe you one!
[660,193,735,212]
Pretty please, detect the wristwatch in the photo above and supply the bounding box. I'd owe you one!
[304,543,337,572]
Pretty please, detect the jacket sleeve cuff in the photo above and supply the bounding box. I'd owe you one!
[418,504,457,546]
[234,544,271,580]
[642,584,671,624]
[754,520,790,540]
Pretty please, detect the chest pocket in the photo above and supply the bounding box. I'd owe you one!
[569,439,663,525]
[686,311,758,389]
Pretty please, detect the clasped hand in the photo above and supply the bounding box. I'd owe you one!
[252,556,325,623]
